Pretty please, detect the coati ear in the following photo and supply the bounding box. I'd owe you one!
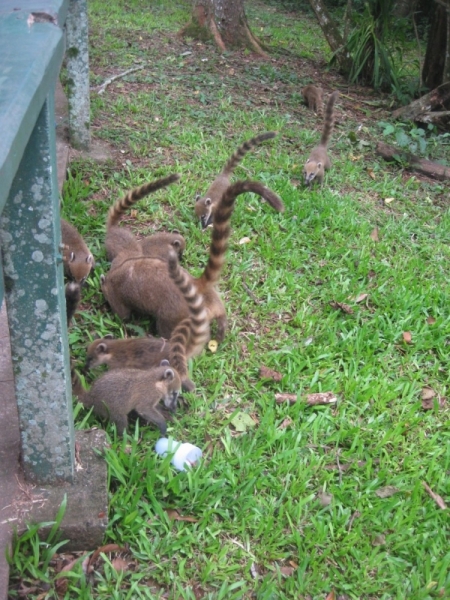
[97,342,108,354]
[172,229,180,234]
[69,252,75,263]
[317,162,322,168]
[163,368,175,382]
[205,198,212,207]
[172,240,181,249]
[104,333,115,340]
[160,359,170,367]
[100,274,106,284]
[195,194,201,202]
[86,255,93,264]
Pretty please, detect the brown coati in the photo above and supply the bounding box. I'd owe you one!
[65,282,81,326]
[101,180,285,343]
[301,84,324,116]
[86,248,209,391]
[105,173,181,262]
[71,361,181,435]
[139,232,186,261]
[61,218,94,283]
[304,91,339,187]
[194,132,277,229]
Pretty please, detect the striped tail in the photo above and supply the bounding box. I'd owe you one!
[222,132,277,176]
[200,180,285,286]
[107,173,181,228]
[320,91,339,148]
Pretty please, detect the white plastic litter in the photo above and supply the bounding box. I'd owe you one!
[155,437,203,471]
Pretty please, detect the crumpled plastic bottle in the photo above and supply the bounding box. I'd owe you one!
[155,437,202,471]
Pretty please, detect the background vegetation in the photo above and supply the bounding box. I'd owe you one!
[8,0,450,598]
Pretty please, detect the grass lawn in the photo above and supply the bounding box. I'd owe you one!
[8,0,450,598]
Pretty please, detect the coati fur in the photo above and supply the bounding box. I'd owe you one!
[65,282,81,325]
[304,91,339,187]
[105,173,181,262]
[61,218,94,283]
[86,248,209,391]
[194,132,277,229]
[101,180,285,343]
[301,84,324,116]
[71,361,181,435]
[139,232,186,261]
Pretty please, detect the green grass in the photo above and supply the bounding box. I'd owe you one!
[8,0,450,599]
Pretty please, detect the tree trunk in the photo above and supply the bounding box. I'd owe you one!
[307,0,352,72]
[179,0,268,56]
[422,2,447,89]
[376,141,450,180]
[392,82,450,120]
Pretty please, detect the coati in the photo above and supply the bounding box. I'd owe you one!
[194,132,277,229]
[86,248,209,391]
[71,361,181,435]
[61,218,94,283]
[139,232,186,261]
[65,282,81,326]
[105,173,181,262]
[304,91,339,187]
[301,84,324,116]
[101,180,285,343]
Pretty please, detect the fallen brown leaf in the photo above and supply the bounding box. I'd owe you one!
[329,301,354,315]
[375,485,399,498]
[275,393,297,404]
[372,534,386,546]
[317,491,333,506]
[367,168,376,179]
[402,331,412,344]
[426,316,436,325]
[259,366,282,381]
[325,591,336,600]
[354,293,368,303]
[422,387,436,401]
[88,544,125,570]
[278,417,293,430]
[279,566,295,577]
[422,481,447,510]
[306,392,337,406]
[165,509,199,522]
[370,227,379,242]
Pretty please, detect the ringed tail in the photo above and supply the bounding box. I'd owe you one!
[107,174,181,228]
[222,132,278,176]
[200,180,285,286]
[319,91,339,148]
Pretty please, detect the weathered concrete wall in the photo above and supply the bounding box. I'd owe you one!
[0,93,74,484]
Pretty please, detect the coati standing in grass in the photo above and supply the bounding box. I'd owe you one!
[101,180,285,343]
[303,91,339,187]
[105,173,181,262]
[61,218,94,283]
[86,249,209,391]
[301,84,324,116]
[194,132,277,229]
[71,361,181,435]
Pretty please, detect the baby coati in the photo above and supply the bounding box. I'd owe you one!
[61,218,94,283]
[301,84,324,116]
[194,131,277,229]
[105,173,181,262]
[86,248,209,391]
[101,180,285,343]
[71,361,181,435]
[65,282,81,326]
[304,91,339,187]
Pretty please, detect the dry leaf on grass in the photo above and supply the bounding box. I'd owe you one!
[354,293,368,303]
[275,393,297,404]
[325,591,336,600]
[370,227,379,242]
[165,509,199,522]
[306,392,337,406]
[426,316,436,325]
[239,236,251,244]
[384,197,394,204]
[111,557,129,572]
[422,395,446,410]
[402,331,412,343]
[87,544,125,572]
[275,392,337,406]
[422,387,436,401]
[279,565,296,577]
[375,485,399,498]
[259,365,282,381]
[208,340,218,353]
[372,534,386,546]
[278,417,293,429]
[329,301,354,314]
[422,481,447,510]
[317,491,333,506]
[367,168,376,179]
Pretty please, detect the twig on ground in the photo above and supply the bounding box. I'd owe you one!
[95,65,146,95]
[242,275,261,305]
